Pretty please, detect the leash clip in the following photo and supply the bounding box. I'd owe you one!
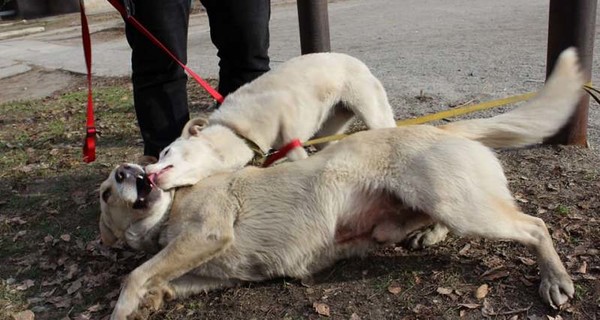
[263,138,303,167]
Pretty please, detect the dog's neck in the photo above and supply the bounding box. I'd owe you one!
[125,190,174,253]
[202,125,264,167]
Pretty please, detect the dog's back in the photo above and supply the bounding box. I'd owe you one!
[209,52,395,144]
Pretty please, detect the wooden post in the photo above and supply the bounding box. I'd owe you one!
[545,0,597,146]
[297,0,331,53]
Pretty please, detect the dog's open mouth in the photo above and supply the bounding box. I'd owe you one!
[133,173,154,209]
[147,165,173,188]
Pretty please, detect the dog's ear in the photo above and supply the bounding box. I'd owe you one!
[182,117,209,138]
[99,215,118,246]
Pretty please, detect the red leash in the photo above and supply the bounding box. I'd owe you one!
[106,0,224,104]
[80,1,300,165]
[80,0,96,163]
[79,0,224,163]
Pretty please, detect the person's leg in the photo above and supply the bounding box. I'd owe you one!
[125,0,191,158]
[200,0,271,96]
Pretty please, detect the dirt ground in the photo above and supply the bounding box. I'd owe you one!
[0,71,598,320]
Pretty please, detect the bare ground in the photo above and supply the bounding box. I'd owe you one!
[0,74,599,320]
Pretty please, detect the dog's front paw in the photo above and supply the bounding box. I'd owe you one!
[111,275,146,320]
[404,224,449,249]
[111,297,141,320]
[126,309,150,320]
[140,283,175,313]
[539,272,574,309]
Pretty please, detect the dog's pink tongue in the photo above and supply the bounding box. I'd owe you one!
[147,173,158,186]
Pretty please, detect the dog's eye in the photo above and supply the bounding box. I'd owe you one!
[101,189,111,202]
[115,170,125,183]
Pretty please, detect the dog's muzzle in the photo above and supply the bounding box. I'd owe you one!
[114,164,155,209]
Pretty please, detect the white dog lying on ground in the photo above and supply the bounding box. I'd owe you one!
[145,52,396,190]
[99,48,583,319]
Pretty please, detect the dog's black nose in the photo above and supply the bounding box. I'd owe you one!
[115,164,133,183]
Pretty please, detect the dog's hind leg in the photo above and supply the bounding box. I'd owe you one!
[434,196,573,309]
[404,224,450,249]
[343,75,396,129]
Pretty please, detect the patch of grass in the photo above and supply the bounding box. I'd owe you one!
[574,284,588,300]
[12,132,30,146]
[569,236,583,245]
[0,282,27,320]
[74,226,97,242]
[17,265,42,280]
[47,120,66,138]
[34,219,63,237]
[373,274,394,292]
[0,100,35,115]
[0,149,27,169]
[436,271,463,289]
[185,300,205,310]
[582,171,597,181]
[0,240,26,258]
[556,204,570,216]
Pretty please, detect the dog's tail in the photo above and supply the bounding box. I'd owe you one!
[439,48,585,148]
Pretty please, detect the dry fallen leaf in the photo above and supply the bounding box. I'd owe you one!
[71,190,87,205]
[481,269,510,281]
[436,287,453,295]
[11,310,35,320]
[458,243,471,256]
[514,193,529,203]
[458,303,480,309]
[12,230,27,242]
[412,304,425,314]
[481,298,494,316]
[577,261,588,274]
[387,283,401,295]
[43,235,53,243]
[518,256,536,266]
[16,279,35,291]
[67,279,82,295]
[474,284,489,299]
[60,234,71,242]
[350,313,361,320]
[48,296,71,309]
[313,302,330,317]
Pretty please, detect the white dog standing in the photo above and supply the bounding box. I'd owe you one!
[145,52,396,190]
[101,49,584,319]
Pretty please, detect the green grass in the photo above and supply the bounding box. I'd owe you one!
[0,281,27,320]
[556,204,570,216]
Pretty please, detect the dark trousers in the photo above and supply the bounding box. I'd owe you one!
[125,0,271,158]
[201,0,271,96]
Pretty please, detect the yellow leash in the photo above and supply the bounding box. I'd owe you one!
[304,85,597,147]
[304,92,537,147]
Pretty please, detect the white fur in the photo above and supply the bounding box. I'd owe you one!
[103,48,584,319]
[146,52,396,190]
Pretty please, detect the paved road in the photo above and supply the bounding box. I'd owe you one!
[1,0,599,143]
